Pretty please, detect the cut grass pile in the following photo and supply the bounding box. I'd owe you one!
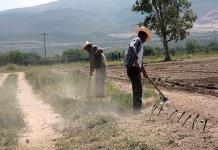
[0,74,24,149]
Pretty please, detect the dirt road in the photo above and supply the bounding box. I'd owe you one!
[17,72,63,149]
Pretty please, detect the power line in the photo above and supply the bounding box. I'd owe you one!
[40,32,48,58]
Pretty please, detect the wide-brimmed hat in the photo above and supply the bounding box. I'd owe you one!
[83,41,92,50]
[136,26,153,42]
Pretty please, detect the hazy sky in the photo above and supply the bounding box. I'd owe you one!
[0,0,57,11]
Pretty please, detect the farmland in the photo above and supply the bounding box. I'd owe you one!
[0,56,217,149]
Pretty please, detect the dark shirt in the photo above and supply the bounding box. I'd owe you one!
[89,45,106,69]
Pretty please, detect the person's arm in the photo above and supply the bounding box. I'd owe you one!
[141,45,148,78]
[133,38,142,69]
[134,38,148,78]
[95,47,104,54]
[141,65,148,78]
[89,52,95,76]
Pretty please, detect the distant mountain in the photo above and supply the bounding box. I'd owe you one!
[1,0,217,39]
[0,0,217,53]
[0,0,140,39]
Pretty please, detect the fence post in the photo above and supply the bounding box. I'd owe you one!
[65,55,68,64]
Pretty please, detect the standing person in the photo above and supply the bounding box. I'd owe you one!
[83,41,107,98]
[125,27,152,112]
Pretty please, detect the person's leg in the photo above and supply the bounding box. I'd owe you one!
[99,67,106,97]
[95,68,100,97]
[127,67,142,111]
[95,67,106,98]
[132,69,142,111]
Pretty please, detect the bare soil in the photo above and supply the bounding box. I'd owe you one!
[107,58,218,150]
[108,57,218,96]
[17,72,63,150]
[1,57,217,149]
[52,57,218,149]
[112,80,218,150]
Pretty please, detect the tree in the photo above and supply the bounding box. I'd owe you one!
[133,0,197,61]
[186,39,200,54]
[144,46,155,56]
[0,51,41,66]
[207,42,218,52]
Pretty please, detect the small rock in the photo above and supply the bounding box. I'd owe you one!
[26,139,30,144]
[200,120,204,123]
[168,140,175,145]
[97,146,103,149]
[53,139,57,142]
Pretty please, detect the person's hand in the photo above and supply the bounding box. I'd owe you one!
[90,69,94,77]
[141,68,148,78]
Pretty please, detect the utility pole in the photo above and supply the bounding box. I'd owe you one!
[41,32,48,58]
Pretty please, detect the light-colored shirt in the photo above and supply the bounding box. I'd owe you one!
[129,37,144,68]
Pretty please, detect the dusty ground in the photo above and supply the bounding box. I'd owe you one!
[0,57,217,149]
[108,57,218,96]
[107,57,218,150]
[0,73,9,87]
[52,57,218,149]
[17,72,64,150]
[112,81,218,150]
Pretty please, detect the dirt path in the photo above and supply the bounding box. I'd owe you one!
[0,73,9,87]
[17,72,63,150]
[112,80,218,150]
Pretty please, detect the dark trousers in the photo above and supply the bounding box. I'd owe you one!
[127,67,142,111]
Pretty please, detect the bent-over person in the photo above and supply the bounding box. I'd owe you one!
[83,41,106,98]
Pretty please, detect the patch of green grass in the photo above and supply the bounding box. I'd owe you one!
[0,74,24,149]
[107,52,218,66]
[106,82,133,111]
[143,87,158,99]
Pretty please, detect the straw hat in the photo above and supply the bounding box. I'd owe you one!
[136,26,153,42]
[83,41,92,50]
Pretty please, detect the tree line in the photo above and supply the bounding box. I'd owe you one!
[0,51,41,66]
[0,40,217,66]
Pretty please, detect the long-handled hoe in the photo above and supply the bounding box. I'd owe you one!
[86,75,92,95]
[146,76,169,105]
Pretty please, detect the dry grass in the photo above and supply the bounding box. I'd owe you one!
[25,66,159,149]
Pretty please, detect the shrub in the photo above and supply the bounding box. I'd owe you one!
[186,39,200,54]
[62,48,87,58]
[0,51,41,66]
[144,46,155,56]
